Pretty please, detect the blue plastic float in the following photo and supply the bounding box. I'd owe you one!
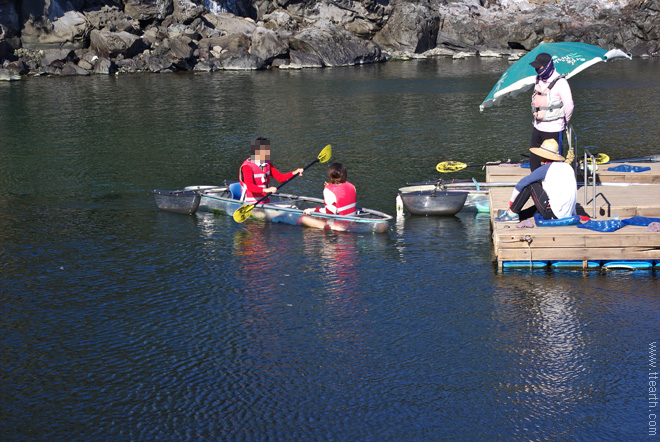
[550,261,601,270]
[502,261,548,269]
[602,261,654,271]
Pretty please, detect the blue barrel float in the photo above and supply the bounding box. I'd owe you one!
[502,261,549,269]
[550,261,601,270]
[602,261,654,271]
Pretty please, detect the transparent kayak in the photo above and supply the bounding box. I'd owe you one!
[155,184,392,233]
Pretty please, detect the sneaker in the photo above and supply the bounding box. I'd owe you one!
[494,210,519,223]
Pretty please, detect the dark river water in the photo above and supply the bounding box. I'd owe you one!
[1,57,659,441]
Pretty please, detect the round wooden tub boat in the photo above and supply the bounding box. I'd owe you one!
[398,188,469,216]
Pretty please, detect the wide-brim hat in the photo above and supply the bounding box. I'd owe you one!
[529,138,564,162]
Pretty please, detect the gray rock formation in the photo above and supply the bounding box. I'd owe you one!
[289,22,385,66]
[374,1,439,53]
[0,0,658,79]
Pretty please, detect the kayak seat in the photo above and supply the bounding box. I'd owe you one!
[229,182,242,200]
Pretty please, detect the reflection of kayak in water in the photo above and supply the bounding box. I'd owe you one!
[155,184,392,233]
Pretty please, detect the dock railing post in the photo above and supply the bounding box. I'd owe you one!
[583,148,598,218]
[567,125,576,172]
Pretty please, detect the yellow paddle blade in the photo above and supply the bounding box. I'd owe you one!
[233,204,255,223]
[318,144,332,163]
[587,153,610,165]
[436,161,468,173]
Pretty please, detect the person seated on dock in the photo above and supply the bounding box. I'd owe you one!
[303,163,357,216]
[239,137,304,204]
[494,139,577,223]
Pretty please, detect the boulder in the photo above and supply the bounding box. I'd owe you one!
[5,59,28,74]
[197,36,226,58]
[41,48,76,66]
[374,2,439,53]
[60,61,90,75]
[200,33,251,57]
[77,50,99,70]
[84,6,139,33]
[21,11,89,49]
[289,49,323,68]
[629,0,660,42]
[250,27,288,63]
[167,36,196,60]
[116,57,141,72]
[93,57,117,74]
[216,48,264,69]
[37,64,61,75]
[289,22,385,66]
[0,67,20,80]
[125,0,174,21]
[192,58,218,71]
[141,52,176,72]
[173,0,205,24]
[301,0,389,39]
[262,10,299,32]
[203,12,257,35]
[89,30,148,58]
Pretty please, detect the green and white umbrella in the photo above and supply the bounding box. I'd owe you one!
[480,42,631,111]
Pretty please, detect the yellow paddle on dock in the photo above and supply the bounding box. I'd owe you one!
[586,153,610,164]
[436,160,503,173]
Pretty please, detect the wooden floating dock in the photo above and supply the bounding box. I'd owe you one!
[487,162,660,271]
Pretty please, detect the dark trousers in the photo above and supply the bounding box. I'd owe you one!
[510,181,556,220]
[529,128,563,171]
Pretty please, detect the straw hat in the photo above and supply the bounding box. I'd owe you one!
[529,138,564,162]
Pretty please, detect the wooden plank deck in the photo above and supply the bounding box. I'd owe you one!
[487,162,660,270]
[486,162,660,184]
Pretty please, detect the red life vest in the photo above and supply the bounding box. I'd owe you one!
[326,182,357,215]
[239,158,271,204]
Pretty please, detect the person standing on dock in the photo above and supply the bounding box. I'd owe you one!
[239,137,304,204]
[494,139,577,222]
[529,52,574,171]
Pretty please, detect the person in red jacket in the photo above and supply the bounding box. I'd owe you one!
[303,163,357,216]
[239,137,304,204]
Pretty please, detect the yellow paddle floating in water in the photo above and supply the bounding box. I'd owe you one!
[233,144,332,223]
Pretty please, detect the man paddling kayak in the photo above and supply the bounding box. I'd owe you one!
[239,137,304,204]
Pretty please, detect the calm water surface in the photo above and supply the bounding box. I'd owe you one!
[1,58,659,441]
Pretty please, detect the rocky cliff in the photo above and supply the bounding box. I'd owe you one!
[0,0,658,79]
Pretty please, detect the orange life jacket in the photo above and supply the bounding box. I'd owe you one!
[531,75,565,122]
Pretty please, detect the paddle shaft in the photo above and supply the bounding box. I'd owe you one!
[250,157,320,206]
[465,161,502,168]
[610,155,660,163]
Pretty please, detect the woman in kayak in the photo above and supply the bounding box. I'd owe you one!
[239,137,304,204]
[494,138,577,223]
[303,163,357,216]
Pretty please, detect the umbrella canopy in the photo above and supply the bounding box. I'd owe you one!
[480,42,631,111]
